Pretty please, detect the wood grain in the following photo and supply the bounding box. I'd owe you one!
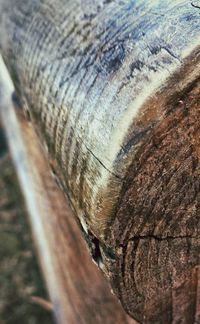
[0,0,200,322]
[0,55,135,324]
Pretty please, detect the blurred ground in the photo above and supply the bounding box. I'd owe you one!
[0,125,54,324]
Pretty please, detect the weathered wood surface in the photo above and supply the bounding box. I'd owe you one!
[0,55,135,324]
[0,0,200,322]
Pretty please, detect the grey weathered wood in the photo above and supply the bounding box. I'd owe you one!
[0,55,136,324]
[0,1,200,322]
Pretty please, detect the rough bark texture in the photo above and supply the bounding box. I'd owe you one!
[0,0,200,322]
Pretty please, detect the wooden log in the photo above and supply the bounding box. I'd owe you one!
[0,0,200,322]
[0,55,135,324]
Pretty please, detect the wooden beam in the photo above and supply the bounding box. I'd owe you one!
[0,0,200,322]
[0,55,135,324]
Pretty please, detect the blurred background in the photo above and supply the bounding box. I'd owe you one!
[0,122,54,324]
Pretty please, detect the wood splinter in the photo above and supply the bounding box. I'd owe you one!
[0,0,200,323]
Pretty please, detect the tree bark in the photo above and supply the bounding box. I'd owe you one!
[0,0,200,322]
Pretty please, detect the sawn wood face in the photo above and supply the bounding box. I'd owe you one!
[0,1,200,322]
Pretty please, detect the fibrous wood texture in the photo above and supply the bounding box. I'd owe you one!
[0,55,135,324]
[0,0,200,323]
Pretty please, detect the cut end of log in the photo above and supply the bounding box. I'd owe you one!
[0,1,200,322]
[101,72,200,323]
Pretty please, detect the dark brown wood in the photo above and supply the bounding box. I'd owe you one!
[0,0,200,322]
[106,78,200,323]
